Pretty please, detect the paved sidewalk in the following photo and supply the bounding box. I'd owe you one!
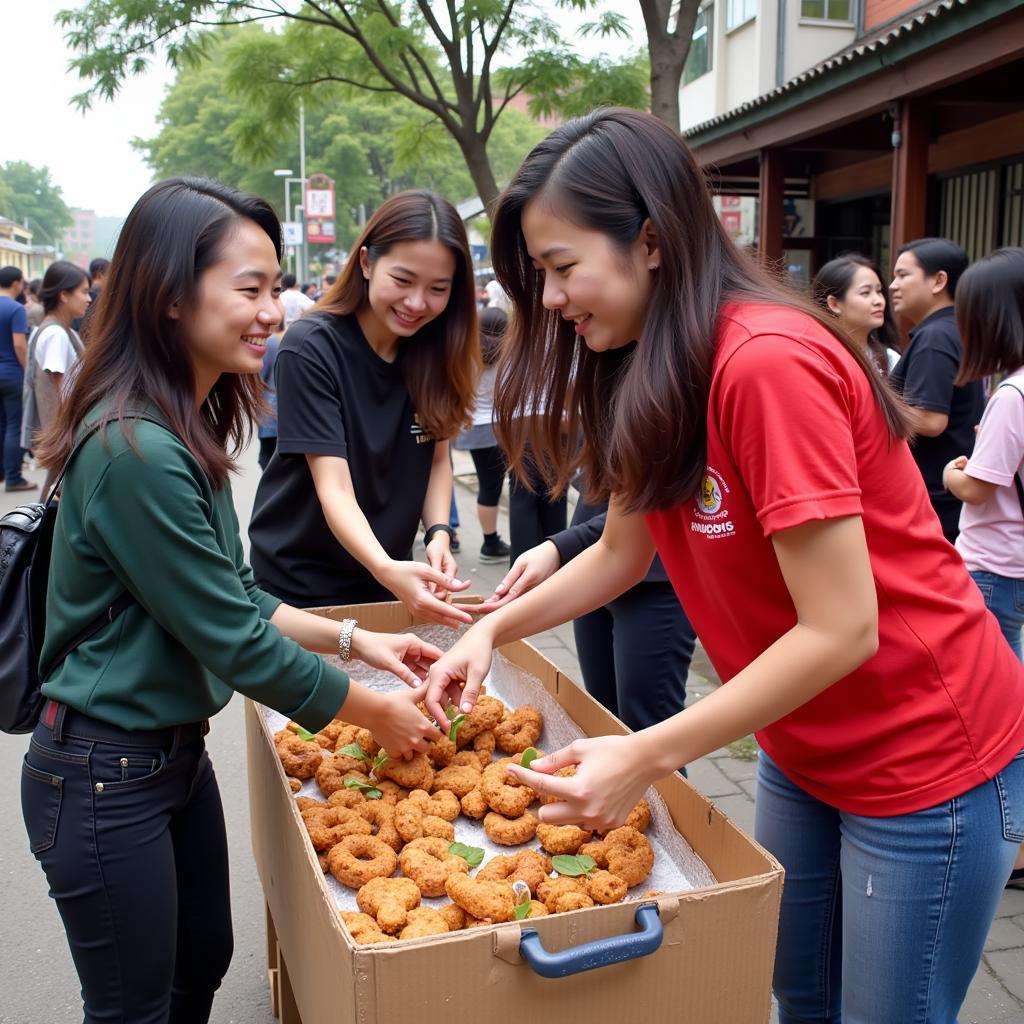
[449,452,1024,1024]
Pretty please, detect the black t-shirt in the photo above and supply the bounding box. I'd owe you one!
[248,312,435,607]
[890,306,985,505]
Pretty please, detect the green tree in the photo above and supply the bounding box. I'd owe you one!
[0,162,73,246]
[639,0,702,129]
[135,28,546,249]
[61,0,644,210]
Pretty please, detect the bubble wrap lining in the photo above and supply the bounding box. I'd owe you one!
[261,624,716,915]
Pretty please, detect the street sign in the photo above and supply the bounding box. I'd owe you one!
[282,221,303,246]
[307,219,336,244]
[305,174,335,219]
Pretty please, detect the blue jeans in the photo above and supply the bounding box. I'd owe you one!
[969,570,1024,661]
[21,704,232,1023]
[0,374,27,485]
[755,749,1024,1023]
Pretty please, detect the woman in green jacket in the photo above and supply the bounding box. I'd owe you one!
[21,177,443,1024]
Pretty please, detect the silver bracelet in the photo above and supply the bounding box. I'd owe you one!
[338,618,358,662]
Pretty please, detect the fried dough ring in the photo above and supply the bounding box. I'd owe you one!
[340,911,392,945]
[398,836,469,897]
[437,902,467,932]
[399,907,450,940]
[493,705,543,754]
[316,754,366,794]
[604,826,654,887]
[459,786,488,819]
[455,696,505,746]
[472,730,497,764]
[480,760,535,817]
[578,841,609,868]
[585,869,629,905]
[444,874,516,923]
[427,735,456,767]
[537,876,594,914]
[536,823,593,855]
[377,752,434,792]
[356,876,421,934]
[288,778,302,793]
[484,810,538,846]
[276,733,323,780]
[477,849,551,895]
[327,834,398,888]
[327,789,366,811]
[431,764,481,798]
[407,788,460,821]
[302,805,373,851]
[358,801,403,851]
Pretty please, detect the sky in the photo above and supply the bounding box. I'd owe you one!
[2,1,645,220]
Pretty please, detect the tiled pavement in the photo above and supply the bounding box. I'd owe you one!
[448,451,1024,1024]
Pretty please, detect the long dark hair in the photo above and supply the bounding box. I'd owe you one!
[956,247,1024,384]
[813,254,898,375]
[491,108,911,513]
[479,307,507,366]
[37,177,281,487]
[39,260,89,314]
[315,190,479,439]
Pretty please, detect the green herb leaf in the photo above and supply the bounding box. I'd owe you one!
[293,726,317,742]
[343,778,382,800]
[337,743,370,761]
[448,714,468,744]
[520,747,539,769]
[444,703,458,721]
[372,750,390,773]
[514,901,532,920]
[552,854,596,877]
[449,842,485,869]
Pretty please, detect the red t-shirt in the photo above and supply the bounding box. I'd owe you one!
[645,302,1024,816]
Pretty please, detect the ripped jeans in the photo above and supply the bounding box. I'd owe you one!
[755,749,1024,1023]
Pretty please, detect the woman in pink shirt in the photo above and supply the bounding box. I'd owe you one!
[944,246,1024,888]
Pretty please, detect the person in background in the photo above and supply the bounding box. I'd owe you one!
[890,237,984,543]
[21,261,91,495]
[24,279,45,329]
[942,246,1024,889]
[0,265,34,491]
[72,258,108,336]
[22,177,441,1024]
[813,254,899,374]
[248,191,480,625]
[257,326,281,471]
[454,306,512,562]
[425,108,1024,1024]
[280,272,313,329]
[484,274,510,312]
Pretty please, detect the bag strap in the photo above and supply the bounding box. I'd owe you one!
[39,414,170,680]
[996,382,1024,520]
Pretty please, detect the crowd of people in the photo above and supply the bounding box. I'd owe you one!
[6,106,1023,1024]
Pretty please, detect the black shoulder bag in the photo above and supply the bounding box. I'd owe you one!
[0,417,160,733]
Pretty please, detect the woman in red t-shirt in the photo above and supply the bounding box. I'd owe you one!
[424,109,1024,1022]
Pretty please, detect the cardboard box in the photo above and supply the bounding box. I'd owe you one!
[246,602,783,1024]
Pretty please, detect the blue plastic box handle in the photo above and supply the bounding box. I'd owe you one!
[519,903,663,978]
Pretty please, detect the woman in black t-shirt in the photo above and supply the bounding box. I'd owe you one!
[249,191,480,625]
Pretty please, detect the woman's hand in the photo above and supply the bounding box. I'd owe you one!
[376,559,472,628]
[424,534,459,600]
[461,540,561,614]
[424,624,498,724]
[506,735,657,832]
[350,629,443,686]
[370,683,442,758]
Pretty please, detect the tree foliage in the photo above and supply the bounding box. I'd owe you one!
[0,162,73,245]
[61,0,648,209]
[134,27,546,248]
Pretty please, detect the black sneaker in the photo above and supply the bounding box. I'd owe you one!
[479,535,510,563]
[1007,867,1024,890]
[449,533,461,554]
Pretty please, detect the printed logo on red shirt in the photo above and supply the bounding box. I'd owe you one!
[692,467,736,538]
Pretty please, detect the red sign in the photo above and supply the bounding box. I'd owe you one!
[305,174,336,243]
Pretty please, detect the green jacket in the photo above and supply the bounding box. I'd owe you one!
[40,411,348,730]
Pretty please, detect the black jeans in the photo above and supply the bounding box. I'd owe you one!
[20,704,232,1024]
[574,580,695,745]
[508,458,567,564]
[468,445,506,507]
[0,374,26,485]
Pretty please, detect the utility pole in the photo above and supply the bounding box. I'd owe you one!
[299,98,309,285]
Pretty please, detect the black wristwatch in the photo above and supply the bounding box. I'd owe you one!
[423,523,456,546]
